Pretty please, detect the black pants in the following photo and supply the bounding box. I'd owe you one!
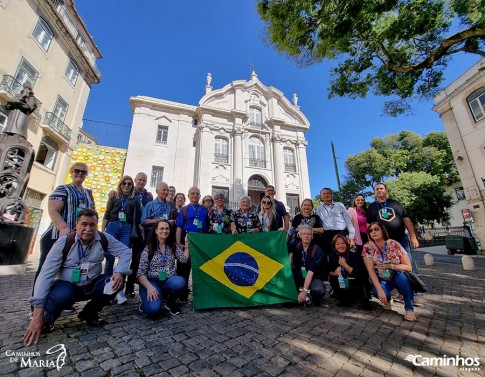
[33,228,58,294]
[176,259,191,300]
[329,277,369,304]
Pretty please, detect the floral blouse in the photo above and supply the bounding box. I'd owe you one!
[137,244,187,280]
[207,207,235,234]
[233,209,262,233]
[362,239,407,281]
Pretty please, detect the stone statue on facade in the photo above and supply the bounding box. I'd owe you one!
[4,83,37,140]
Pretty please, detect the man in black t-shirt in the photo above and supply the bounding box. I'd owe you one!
[366,183,419,255]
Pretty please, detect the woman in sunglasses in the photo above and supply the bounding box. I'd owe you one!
[102,176,140,303]
[33,162,95,294]
[287,198,323,253]
[258,196,278,232]
[362,222,416,321]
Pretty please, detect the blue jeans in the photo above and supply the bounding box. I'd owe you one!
[43,274,117,325]
[139,276,186,316]
[104,221,131,276]
[395,234,417,271]
[371,271,414,311]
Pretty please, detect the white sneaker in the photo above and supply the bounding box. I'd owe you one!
[116,291,127,305]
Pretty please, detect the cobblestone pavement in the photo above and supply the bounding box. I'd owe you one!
[0,250,484,377]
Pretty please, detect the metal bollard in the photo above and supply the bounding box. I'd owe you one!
[424,253,434,266]
[462,255,475,271]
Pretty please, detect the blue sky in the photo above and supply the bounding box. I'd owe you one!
[76,1,480,197]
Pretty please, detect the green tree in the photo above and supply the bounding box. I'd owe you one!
[257,0,485,115]
[345,130,457,187]
[386,172,453,225]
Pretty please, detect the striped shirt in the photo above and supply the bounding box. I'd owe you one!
[45,184,95,239]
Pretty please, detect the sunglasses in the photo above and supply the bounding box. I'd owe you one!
[369,227,381,232]
[73,169,87,175]
[121,181,133,186]
[262,201,272,205]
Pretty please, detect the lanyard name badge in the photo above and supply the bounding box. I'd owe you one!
[72,242,91,283]
[339,253,350,288]
[216,210,223,233]
[375,242,391,278]
[379,201,389,219]
[75,187,86,217]
[119,196,128,222]
[191,205,202,229]
[159,245,168,281]
[301,249,308,278]
[158,201,168,219]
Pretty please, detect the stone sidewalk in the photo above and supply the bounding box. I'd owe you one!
[0,250,484,377]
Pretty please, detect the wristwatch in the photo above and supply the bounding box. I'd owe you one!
[302,287,310,294]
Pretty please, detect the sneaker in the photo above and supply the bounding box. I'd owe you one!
[116,291,128,305]
[126,290,135,298]
[43,323,55,333]
[164,302,181,315]
[177,297,188,304]
[62,306,76,314]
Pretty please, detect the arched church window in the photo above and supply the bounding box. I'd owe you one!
[283,147,296,172]
[214,137,229,163]
[248,137,265,168]
[249,107,263,129]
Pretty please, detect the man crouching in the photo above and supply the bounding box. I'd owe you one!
[24,209,132,346]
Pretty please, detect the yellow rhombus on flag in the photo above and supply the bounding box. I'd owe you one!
[200,240,283,299]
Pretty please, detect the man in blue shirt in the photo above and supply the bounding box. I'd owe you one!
[175,186,208,302]
[24,209,132,346]
[141,181,175,240]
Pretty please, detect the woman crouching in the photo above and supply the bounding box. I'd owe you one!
[137,219,189,316]
[362,222,416,321]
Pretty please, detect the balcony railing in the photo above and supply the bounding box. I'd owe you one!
[214,153,229,164]
[249,121,263,130]
[0,75,42,116]
[285,163,297,172]
[50,0,102,78]
[43,112,72,141]
[249,158,266,168]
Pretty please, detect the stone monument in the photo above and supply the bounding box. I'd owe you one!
[0,83,36,269]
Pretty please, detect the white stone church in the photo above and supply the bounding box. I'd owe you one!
[124,71,311,216]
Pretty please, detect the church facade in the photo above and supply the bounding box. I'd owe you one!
[124,72,311,215]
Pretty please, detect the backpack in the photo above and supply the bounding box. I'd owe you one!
[62,230,108,262]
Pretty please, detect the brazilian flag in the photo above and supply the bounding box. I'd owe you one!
[189,231,297,310]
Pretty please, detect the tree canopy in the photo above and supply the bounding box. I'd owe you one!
[257,0,485,115]
[337,131,457,224]
[386,172,452,225]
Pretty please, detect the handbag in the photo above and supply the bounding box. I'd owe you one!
[404,271,427,293]
[130,202,140,241]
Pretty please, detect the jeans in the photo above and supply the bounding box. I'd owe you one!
[43,274,117,325]
[395,234,418,272]
[104,221,131,276]
[139,276,186,316]
[371,271,414,311]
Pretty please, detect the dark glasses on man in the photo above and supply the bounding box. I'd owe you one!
[121,181,133,186]
[73,169,87,175]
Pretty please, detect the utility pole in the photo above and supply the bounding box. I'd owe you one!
[331,141,342,201]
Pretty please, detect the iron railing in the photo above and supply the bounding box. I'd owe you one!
[214,153,229,163]
[43,112,71,141]
[0,75,42,116]
[249,158,266,168]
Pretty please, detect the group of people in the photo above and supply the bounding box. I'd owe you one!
[23,162,421,346]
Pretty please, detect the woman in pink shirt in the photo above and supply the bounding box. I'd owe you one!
[347,194,368,253]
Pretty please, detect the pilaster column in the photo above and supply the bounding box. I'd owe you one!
[272,136,285,201]
[297,140,311,199]
[233,129,244,199]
